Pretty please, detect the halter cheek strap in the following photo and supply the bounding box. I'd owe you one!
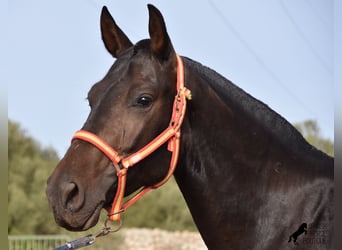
[72,54,191,221]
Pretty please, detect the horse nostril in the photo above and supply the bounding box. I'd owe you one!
[62,182,84,212]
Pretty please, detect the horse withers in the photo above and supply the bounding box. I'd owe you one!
[46,5,334,249]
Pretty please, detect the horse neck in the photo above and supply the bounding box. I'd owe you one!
[173,58,333,248]
[175,58,332,181]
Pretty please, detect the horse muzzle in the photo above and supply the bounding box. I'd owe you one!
[46,176,99,230]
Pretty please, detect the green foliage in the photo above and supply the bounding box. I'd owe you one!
[8,120,62,234]
[122,178,197,231]
[293,120,334,156]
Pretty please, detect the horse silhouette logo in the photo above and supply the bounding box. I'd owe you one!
[288,223,308,245]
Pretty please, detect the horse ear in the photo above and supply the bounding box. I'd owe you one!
[147,4,175,61]
[100,6,133,58]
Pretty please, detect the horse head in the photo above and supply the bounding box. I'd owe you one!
[46,5,180,231]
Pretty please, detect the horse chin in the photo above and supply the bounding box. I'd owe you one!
[80,204,103,231]
[58,202,104,232]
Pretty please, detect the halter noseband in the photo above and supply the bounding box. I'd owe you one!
[72,55,191,221]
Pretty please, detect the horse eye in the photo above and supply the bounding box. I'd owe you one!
[136,95,153,107]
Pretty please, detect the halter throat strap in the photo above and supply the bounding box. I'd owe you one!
[72,54,191,221]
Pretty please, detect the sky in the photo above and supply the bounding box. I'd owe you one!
[7,0,334,157]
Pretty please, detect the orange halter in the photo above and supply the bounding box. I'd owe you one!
[72,55,191,221]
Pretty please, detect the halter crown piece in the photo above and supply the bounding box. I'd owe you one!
[72,54,191,221]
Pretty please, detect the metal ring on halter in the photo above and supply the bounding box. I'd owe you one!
[104,217,123,233]
[94,219,123,239]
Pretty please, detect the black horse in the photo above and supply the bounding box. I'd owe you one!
[46,5,334,249]
[288,223,308,245]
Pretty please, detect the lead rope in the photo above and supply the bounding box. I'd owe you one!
[54,219,122,249]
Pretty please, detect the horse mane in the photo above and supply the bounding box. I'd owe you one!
[182,56,322,157]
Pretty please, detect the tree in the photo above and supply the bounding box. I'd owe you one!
[8,120,62,234]
[293,120,334,156]
[122,178,197,231]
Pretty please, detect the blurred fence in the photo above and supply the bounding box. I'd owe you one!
[8,235,70,250]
